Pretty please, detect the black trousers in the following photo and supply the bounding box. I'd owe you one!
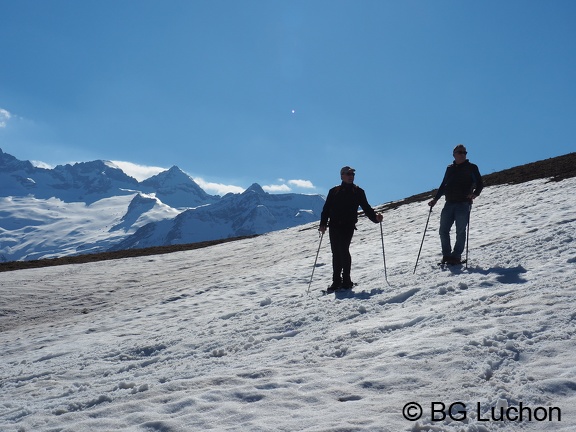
[329,223,355,282]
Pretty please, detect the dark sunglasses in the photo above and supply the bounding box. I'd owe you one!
[344,172,355,176]
[454,151,467,155]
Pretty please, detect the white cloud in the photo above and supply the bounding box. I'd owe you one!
[194,177,245,195]
[262,184,292,193]
[287,179,315,189]
[0,108,12,128]
[111,161,167,181]
[261,179,316,193]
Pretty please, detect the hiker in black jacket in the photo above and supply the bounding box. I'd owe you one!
[428,144,483,264]
[319,166,383,291]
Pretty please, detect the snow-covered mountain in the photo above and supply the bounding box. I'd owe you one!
[111,183,324,250]
[0,148,218,206]
[0,149,324,262]
[0,150,139,203]
[139,165,219,209]
[1,167,575,432]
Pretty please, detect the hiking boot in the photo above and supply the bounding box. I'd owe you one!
[341,279,355,290]
[445,256,462,265]
[326,280,342,293]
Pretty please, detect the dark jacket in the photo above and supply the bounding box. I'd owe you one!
[434,160,483,203]
[320,182,379,227]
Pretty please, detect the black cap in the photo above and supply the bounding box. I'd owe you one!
[340,166,355,175]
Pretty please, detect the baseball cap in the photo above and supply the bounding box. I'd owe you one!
[340,166,356,175]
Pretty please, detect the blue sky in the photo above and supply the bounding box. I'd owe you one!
[1,0,575,204]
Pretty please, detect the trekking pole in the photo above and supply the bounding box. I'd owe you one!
[306,230,324,295]
[380,221,389,285]
[413,207,433,274]
[465,204,472,269]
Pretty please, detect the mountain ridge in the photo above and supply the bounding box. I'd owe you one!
[0,148,324,263]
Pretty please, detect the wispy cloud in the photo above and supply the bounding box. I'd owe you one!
[111,161,166,181]
[193,177,245,196]
[262,178,316,193]
[0,108,11,128]
[287,179,315,189]
[263,184,292,193]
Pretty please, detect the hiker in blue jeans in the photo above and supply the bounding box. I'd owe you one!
[428,145,483,265]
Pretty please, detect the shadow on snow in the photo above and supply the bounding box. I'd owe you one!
[464,265,528,284]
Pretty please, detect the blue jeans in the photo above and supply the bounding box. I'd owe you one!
[439,202,471,259]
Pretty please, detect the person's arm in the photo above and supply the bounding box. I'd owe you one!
[319,189,333,233]
[358,189,382,223]
[470,164,483,198]
[429,167,449,207]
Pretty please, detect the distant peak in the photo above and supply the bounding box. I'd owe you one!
[245,183,266,195]
[163,166,190,179]
[142,166,191,184]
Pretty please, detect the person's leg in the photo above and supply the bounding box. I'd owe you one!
[452,203,471,260]
[340,225,355,286]
[439,203,455,260]
[329,227,343,286]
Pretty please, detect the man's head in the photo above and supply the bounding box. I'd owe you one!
[340,166,355,183]
[453,144,468,163]
[453,144,467,155]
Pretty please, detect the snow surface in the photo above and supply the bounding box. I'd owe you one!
[1,177,575,432]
